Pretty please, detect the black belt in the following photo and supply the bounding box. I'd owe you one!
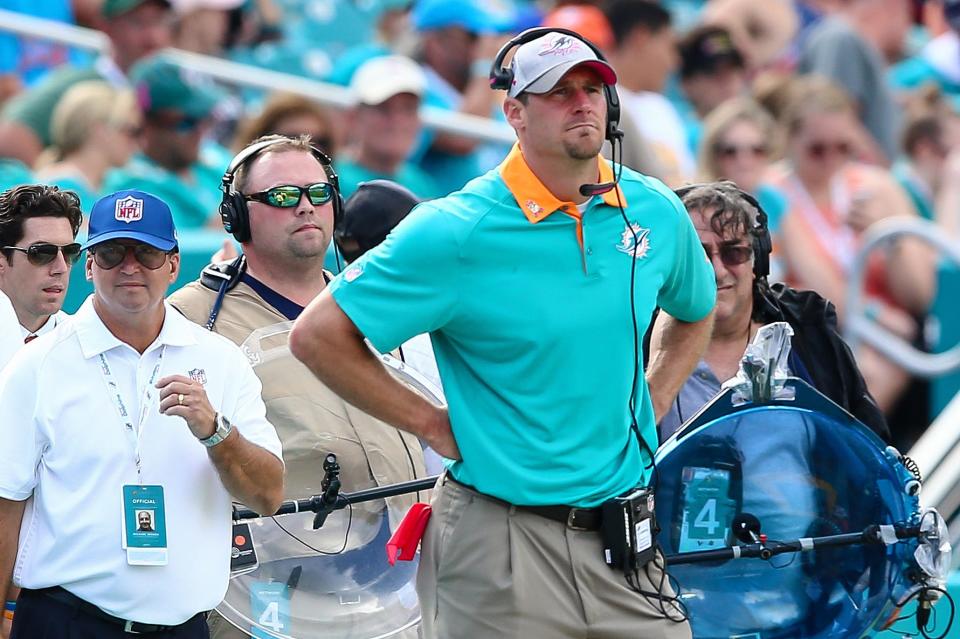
[445,475,603,531]
[24,586,203,634]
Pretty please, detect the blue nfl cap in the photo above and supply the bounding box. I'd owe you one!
[83,190,178,251]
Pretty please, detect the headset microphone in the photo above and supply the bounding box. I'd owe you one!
[579,181,616,197]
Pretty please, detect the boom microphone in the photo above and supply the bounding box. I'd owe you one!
[579,181,616,197]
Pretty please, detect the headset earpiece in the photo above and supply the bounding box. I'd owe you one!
[220,137,342,244]
[490,27,622,143]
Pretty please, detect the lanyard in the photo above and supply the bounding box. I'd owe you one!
[98,345,166,482]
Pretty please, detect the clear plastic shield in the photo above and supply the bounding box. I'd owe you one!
[216,323,444,639]
[655,380,923,639]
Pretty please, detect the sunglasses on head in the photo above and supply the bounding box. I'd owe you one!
[2,242,82,266]
[806,140,852,160]
[704,244,753,268]
[91,241,171,270]
[244,183,333,208]
[715,142,768,159]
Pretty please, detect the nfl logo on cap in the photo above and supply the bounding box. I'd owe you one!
[115,196,144,223]
[83,189,179,252]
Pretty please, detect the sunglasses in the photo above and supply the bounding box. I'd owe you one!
[91,242,171,270]
[704,244,753,267]
[715,143,768,159]
[244,183,334,208]
[2,242,82,266]
[805,140,852,160]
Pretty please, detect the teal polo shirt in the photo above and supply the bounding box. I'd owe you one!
[329,145,715,507]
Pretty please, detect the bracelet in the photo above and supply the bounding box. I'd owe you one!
[2,600,13,612]
[2,609,13,620]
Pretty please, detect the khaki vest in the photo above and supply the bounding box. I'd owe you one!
[169,280,428,537]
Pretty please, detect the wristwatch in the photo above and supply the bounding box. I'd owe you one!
[199,413,233,448]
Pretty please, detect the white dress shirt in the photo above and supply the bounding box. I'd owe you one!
[0,290,20,371]
[0,297,283,625]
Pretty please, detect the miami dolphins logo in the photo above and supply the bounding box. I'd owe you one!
[616,223,651,259]
[538,35,581,57]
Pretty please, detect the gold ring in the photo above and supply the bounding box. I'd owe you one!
[177,393,184,405]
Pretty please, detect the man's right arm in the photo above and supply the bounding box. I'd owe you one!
[290,289,459,460]
[0,498,25,639]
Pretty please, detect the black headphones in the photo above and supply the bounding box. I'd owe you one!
[489,27,623,144]
[219,137,343,243]
[674,183,772,280]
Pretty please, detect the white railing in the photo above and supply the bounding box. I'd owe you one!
[0,8,516,145]
[845,218,960,375]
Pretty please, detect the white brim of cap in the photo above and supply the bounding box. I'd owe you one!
[353,83,425,106]
[510,59,617,98]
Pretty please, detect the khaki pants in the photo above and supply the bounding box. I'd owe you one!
[416,476,692,639]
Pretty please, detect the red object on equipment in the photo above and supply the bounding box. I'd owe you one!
[386,503,432,566]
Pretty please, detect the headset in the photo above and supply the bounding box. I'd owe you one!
[219,136,343,244]
[673,182,772,281]
[489,27,623,147]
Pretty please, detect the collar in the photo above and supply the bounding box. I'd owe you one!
[74,296,198,359]
[240,272,305,321]
[20,310,67,340]
[498,144,627,223]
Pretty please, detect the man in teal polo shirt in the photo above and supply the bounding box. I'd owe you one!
[290,30,714,639]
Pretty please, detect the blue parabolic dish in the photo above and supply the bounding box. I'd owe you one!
[655,389,921,639]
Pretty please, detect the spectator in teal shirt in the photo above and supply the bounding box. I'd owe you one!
[337,56,440,200]
[104,56,230,230]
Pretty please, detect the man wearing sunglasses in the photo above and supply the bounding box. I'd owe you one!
[0,184,83,345]
[168,136,426,639]
[0,188,283,639]
[653,181,889,443]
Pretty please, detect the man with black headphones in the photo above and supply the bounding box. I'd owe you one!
[167,134,426,639]
[289,28,716,638]
[655,181,889,443]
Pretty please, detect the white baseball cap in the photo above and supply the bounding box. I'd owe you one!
[507,31,617,98]
[350,56,427,106]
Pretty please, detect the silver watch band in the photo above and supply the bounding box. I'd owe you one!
[199,413,232,448]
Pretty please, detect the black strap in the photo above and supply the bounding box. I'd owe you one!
[200,255,246,331]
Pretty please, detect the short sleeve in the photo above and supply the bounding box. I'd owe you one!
[329,202,460,353]
[0,353,43,500]
[657,196,716,322]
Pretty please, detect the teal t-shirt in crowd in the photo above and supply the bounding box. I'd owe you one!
[335,158,441,200]
[104,142,231,230]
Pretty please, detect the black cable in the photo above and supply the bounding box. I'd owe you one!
[891,585,955,639]
[271,503,354,556]
[902,455,922,483]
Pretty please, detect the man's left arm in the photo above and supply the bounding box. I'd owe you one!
[646,310,714,423]
[647,191,718,422]
[156,373,284,516]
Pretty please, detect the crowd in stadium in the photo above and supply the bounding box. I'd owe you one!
[0,1,956,637]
